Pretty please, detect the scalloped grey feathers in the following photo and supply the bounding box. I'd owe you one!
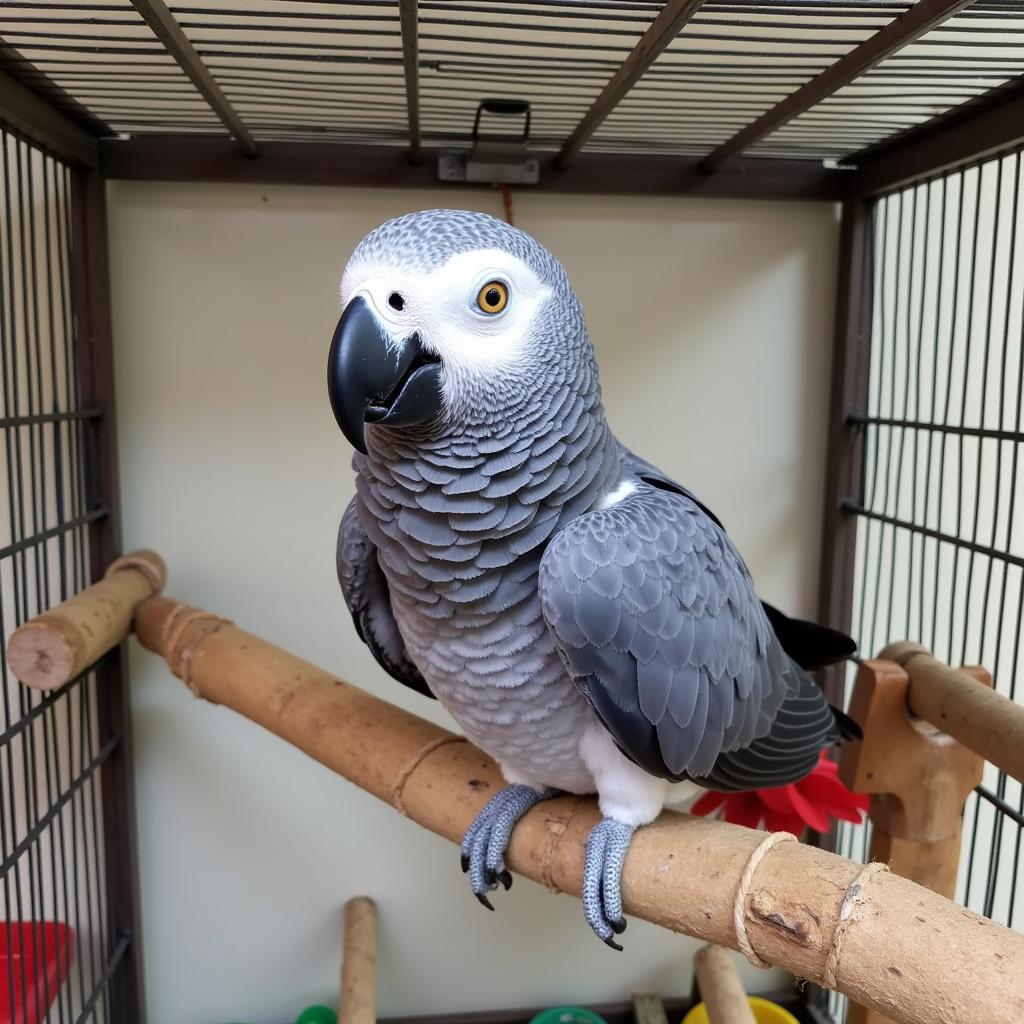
[335,208,849,800]
[539,481,812,782]
[337,499,435,700]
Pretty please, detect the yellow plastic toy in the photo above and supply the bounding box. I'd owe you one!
[681,995,800,1024]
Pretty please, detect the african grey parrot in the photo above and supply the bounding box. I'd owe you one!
[328,210,857,947]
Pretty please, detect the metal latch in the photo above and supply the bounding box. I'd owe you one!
[438,99,539,186]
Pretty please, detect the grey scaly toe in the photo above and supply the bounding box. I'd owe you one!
[460,784,554,909]
[582,817,636,949]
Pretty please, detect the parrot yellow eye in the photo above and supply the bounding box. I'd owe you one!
[476,280,509,315]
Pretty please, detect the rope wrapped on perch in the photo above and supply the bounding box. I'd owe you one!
[129,595,1024,1024]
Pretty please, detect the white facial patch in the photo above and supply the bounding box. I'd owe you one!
[417,248,550,372]
[340,247,552,382]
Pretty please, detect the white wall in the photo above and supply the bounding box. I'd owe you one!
[107,180,839,1023]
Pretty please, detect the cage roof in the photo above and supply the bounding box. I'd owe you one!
[0,0,1022,198]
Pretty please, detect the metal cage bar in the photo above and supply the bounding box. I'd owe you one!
[822,143,1024,1021]
[817,196,876,708]
[0,121,142,1022]
[68,164,145,1024]
[700,0,976,172]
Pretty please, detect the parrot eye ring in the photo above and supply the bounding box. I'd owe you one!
[388,291,405,312]
[476,280,509,316]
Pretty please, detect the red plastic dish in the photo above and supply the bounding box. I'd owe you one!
[0,923,74,1024]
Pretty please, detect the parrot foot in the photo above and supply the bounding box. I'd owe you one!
[460,784,554,910]
[582,817,636,950]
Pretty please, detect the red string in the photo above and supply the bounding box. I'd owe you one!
[500,183,514,225]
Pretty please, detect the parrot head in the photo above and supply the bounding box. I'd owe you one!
[329,209,591,454]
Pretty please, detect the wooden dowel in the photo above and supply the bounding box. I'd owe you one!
[340,897,377,1024]
[133,596,1024,1024]
[842,652,990,1024]
[882,642,1024,786]
[6,550,166,690]
[631,994,669,1024]
[840,657,987,901]
[693,945,756,1024]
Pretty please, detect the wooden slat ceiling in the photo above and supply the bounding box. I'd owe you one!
[0,0,1021,170]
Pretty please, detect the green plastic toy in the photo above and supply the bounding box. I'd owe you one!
[528,1009,608,1024]
[226,1002,604,1024]
[222,1006,337,1024]
[295,1008,337,1024]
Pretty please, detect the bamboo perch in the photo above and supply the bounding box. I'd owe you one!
[883,641,1024,787]
[133,596,1024,1024]
[693,945,756,1024]
[339,897,377,1024]
[6,549,166,690]
[13,576,1024,798]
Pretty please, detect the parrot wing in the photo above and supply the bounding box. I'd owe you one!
[697,661,843,791]
[337,497,435,700]
[538,480,838,783]
[618,447,857,671]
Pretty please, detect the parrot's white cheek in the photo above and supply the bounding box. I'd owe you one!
[424,308,534,381]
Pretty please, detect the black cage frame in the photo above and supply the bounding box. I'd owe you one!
[0,2,1022,1022]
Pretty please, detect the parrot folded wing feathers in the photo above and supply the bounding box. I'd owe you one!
[620,448,859,673]
[696,661,843,792]
[337,497,436,700]
[537,481,839,783]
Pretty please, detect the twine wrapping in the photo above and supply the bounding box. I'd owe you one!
[733,831,798,968]
[823,860,890,990]
[390,734,467,814]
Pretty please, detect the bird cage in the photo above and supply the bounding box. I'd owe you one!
[823,146,1024,1022]
[0,135,140,1019]
[0,2,1023,1023]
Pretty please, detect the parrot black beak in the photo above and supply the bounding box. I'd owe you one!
[327,295,444,454]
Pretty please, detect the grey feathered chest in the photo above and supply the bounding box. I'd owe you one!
[352,383,618,791]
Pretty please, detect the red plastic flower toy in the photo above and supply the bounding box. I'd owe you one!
[690,751,869,836]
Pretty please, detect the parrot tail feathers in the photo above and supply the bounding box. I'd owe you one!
[829,704,863,742]
[762,602,858,671]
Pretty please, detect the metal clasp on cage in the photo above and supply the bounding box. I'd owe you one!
[438,99,539,186]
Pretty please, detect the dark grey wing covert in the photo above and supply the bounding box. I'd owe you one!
[338,497,435,699]
[699,662,841,792]
[538,482,792,781]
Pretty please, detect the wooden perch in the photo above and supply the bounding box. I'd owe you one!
[883,641,1024,786]
[840,657,988,899]
[841,655,990,1024]
[340,897,377,1024]
[6,549,166,690]
[693,944,756,1024]
[133,595,1024,1024]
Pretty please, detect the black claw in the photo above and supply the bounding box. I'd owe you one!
[460,854,470,873]
[610,917,627,935]
[602,935,624,952]
[476,893,495,911]
[498,869,513,891]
